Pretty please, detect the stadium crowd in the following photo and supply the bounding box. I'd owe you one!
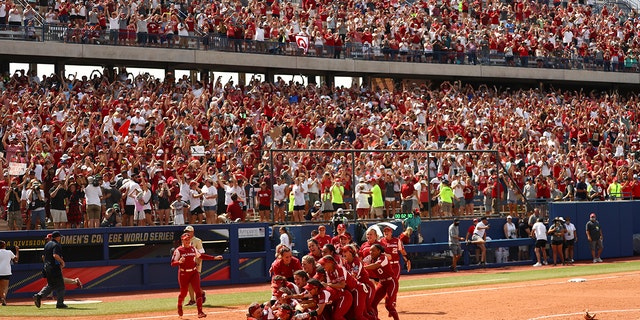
[0,65,639,231]
[2,0,640,70]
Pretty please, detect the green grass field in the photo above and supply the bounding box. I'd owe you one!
[4,260,640,318]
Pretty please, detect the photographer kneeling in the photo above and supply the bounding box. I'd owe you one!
[101,204,122,227]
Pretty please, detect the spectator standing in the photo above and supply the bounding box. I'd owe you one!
[608,178,622,200]
[201,178,218,224]
[503,215,518,261]
[472,216,490,266]
[433,179,454,217]
[272,177,288,223]
[49,178,68,229]
[403,208,422,244]
[26,180,46,230]
[517,215,531,261]
[4,178,22,230]
[575,176,588,201]
[531,217,548,267]
[84,176,103,228]
[400,176,417,214]
[448,218,464,272]
[0,240,18,306]
[65,180,84,228]
[370,177,385,219]
[564,216,577,264]
[547,217,566,266]
[586,213,603,263]
[355,181,371,219]
[330,178,345,211]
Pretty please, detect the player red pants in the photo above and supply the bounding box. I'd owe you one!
[178,269,204,313]
[349,282,376,320]
[371,277,399,320]
[332,289,353,320]
[390,261,400,279]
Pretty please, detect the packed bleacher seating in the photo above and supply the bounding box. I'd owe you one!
[1,0,640,70]
[1,66,639,230]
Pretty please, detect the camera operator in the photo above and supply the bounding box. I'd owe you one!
[27,180,46,230]
[49,178,68,229]
[101,204,122,227]
[331,208,348,231]
[4,178,22,230]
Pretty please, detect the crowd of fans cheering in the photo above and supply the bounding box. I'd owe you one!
[1,65,639,230]
[2,0,640,69]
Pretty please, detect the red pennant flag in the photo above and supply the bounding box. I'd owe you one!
[156,121,165,136]
[118,119,131,137]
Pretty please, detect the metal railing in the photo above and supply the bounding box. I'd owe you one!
[2,23,640,73]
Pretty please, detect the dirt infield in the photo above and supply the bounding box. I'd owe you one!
[12,262,640,320]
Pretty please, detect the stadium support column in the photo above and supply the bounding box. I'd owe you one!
[238,73,246,85]
[362,75,371,89]
[200,69,210,84]
[264,69,274,83]
[321,73,335,87]
[0,60,8,74]
[28,63,37,75]
[54,62,65,78]
[165,67,175,83]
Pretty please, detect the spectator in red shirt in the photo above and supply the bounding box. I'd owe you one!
[226,193,245,222]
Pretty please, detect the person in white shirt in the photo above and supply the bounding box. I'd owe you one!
[472,216,490,265]
[272,177,288,223]
[530,217,548,267]
[201,178,218,224]
[279,226,292,249]
[564,216,577,264]
[130,110,147,136]
[0,240,19,306]
[291,177,306,222]
[120,176,142,227]
[355,183,371,219]
[84,176,104,228]
[138,182,153,226]
[306,173,321,209]
[450,175,465,216]
[188,181,204,224]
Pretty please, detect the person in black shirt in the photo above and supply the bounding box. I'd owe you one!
[4,178,22,230]
[34,231,67,309]
[517,215,531,261]
[49,178,68,229]
[586,213,604,263]
[575,176,588,201]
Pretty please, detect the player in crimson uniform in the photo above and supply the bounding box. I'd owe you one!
[297,278,330,318]
[379,226,411,279]
[171,233,223,318]
[317,255,354,320]
[269,246,302,282]
[364,244,400,320]
[313,225,332,249]
[358,228,380,259]
[341,244,376,320]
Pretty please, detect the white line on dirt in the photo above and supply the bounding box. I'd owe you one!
[528,308,640,320]
[402,278,507,289]
[116,309,245,320]
[399,274,627,299]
